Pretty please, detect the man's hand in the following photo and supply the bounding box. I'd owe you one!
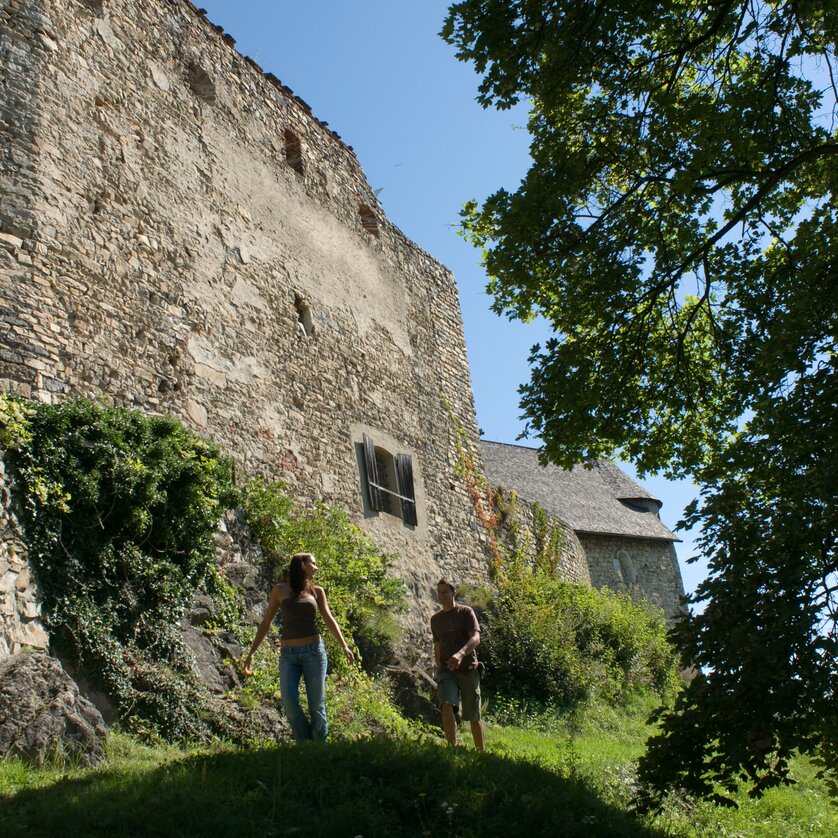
[447,651,464,671]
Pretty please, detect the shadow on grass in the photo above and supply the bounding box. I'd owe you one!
[1,738,668,837]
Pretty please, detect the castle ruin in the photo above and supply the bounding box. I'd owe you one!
[0,0,683,658]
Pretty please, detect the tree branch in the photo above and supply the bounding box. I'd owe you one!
[650,143,838,297]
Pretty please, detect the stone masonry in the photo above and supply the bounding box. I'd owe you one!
[0,0,686,660]
[0,454,49,655]
[580,534,684,616]
[0,0,490,649]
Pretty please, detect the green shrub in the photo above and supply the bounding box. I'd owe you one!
[240,477,407,671]
[480,557,680,710]
[1,395,238,739]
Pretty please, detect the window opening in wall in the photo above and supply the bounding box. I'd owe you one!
[613,550,637,586]
[362,433,417,525]
[294,293,314,337]
[187,64,216,102]
[284,129,305,175]
[358,205,380,237]
[374,450,395,515]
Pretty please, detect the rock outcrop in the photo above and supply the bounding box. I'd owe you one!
[0,653,106,766]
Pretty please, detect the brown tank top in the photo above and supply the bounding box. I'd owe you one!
[280,593,319,640]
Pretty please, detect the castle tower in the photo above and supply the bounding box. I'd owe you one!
[0,0,489,646]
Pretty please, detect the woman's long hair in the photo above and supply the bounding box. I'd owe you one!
[288,552,315,597]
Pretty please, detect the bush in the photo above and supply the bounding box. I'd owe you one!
[240,477,407,671]
[1,395,238,739]
[480,557,680,710]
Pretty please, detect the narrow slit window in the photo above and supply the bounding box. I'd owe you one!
[358,205,379,237]
[295,293,314,337]
[284,129,305,175]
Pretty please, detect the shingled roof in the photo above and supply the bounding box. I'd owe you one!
[479,441,679,542]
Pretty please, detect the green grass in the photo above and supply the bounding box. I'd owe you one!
[1,706,834,837]
[1,732,663,837]
[485,715,836,837]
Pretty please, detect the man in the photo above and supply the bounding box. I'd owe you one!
[430,578,484,750]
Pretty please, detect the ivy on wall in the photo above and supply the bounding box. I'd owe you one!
[0,394,238,739]
[0,395,408,741]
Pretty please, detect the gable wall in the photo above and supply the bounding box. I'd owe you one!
[580,534,685,620]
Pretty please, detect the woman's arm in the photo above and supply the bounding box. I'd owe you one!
[243,585,283,675]
[315,586,355,664]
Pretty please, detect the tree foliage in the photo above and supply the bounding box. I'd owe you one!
[443,0,837,806]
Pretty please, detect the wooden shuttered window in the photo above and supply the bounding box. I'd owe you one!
[363,433,383,511]
[362,435,418,525]
[396,453,417,526]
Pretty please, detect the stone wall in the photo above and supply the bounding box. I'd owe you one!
[0,454,49,655]
[0,0,490,648]
[496,491,591,585]
[580,534,685,620]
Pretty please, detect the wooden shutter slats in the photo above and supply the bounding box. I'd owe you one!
[396,453,417,526]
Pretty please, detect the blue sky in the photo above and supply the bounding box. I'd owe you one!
[196,0,705,596]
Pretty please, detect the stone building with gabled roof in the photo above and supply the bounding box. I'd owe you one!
[480,441,685,619]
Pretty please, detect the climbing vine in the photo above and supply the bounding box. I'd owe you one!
[442,395,568,581]
[1,394,241,740]
[442,395,503,572]
[531,501,565,577]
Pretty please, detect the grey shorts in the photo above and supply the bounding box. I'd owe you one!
[436,668,481,722]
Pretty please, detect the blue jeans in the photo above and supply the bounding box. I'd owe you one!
[279,639,328,741]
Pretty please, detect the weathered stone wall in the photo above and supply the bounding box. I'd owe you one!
[0,454,49,655]
[0,0,490,648]
[495,491,591,585]
[581,534,685,620]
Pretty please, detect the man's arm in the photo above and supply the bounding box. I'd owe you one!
[446,629,480,671]
[434,639,442,671]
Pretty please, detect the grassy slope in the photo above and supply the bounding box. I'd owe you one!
[1,718,833,838]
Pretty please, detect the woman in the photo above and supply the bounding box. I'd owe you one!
[243,552,354,741]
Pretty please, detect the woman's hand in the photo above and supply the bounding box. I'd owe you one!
[242,653,254,676]
[342,645,355,665]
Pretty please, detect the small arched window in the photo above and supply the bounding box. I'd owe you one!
[358,205,380,237]
[284,129,305,175]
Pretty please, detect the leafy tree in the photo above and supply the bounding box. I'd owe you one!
[442,0,837,806]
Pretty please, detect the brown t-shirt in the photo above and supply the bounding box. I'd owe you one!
[431,604,480,672]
